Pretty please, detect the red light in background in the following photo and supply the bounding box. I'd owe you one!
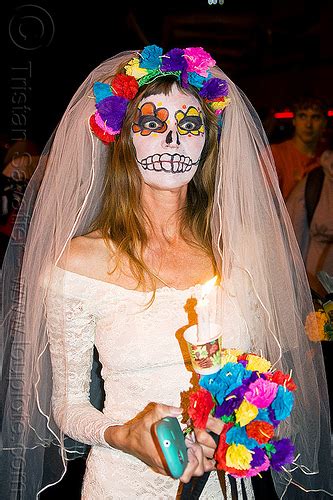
[274,110,333,119]
[274,111,294,119]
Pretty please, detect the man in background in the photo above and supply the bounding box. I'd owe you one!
[271,97,328,200]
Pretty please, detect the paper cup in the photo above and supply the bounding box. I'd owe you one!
[183,323,222,375]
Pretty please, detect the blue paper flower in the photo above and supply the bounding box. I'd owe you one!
[270,385,294,420]
[200,362,251,405]
[140,45,163,70]
[255,408,272,424]
[93,82,113,103]
[226,425,259,450]
[188,71,208,89]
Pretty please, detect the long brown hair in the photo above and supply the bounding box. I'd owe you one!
[90,76,219,289]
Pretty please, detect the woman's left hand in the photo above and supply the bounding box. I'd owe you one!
[192,414,224,460]
[179,434,215,483]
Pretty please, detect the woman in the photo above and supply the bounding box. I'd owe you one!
[1,46,332,499]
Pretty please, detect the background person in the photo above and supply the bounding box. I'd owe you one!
[0,139,40,266]
[271,96,328,200]
[286,148,333,297]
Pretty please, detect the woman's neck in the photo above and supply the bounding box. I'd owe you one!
[141,183,188,242]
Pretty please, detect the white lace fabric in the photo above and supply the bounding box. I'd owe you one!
[45,266,252,499]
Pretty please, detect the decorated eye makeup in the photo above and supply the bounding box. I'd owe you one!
[175,106,204,136]
[132,102,169,135]
[140,116,165,131]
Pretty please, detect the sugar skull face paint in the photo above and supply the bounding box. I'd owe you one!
[131,85,206,190]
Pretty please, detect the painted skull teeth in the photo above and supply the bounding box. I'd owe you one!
[139,153,197,173]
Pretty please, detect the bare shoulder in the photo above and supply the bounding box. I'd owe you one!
[57,230,113,277]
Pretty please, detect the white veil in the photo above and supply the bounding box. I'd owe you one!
[1,49,332,499]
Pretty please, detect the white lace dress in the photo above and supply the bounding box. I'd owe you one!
[46,266,254,499]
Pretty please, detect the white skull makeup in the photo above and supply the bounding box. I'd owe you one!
[131,84,206,190]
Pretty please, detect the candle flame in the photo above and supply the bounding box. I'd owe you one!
[201,275,217,297]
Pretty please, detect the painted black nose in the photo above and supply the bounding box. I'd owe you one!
[166,130,180,145]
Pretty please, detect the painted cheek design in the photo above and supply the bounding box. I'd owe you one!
[175,106,205,136]
[132,102,169,136]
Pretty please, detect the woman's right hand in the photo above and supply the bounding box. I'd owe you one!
[104,402,215,481]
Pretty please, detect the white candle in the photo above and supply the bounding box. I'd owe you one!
[195,276,217,343]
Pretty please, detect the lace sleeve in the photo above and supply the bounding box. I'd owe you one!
[45,286,112,448]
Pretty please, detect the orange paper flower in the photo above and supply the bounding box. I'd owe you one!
[246,420,274,444]
[305,311,327,341]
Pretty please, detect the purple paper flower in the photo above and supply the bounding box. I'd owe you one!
[247,371,263,383]
[250,447,266,467]
[161,48,185,72]
[216,384,248,416]
[181,69,189,89]
[215,395,239,417]
[238,359,248,368]
[247,454,270,476]
[270,439,295,471]
[96,95,129,131]
[199,78,229,100]
[268,407,280,427]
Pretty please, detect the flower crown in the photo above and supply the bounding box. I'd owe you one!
[89,45,230,144]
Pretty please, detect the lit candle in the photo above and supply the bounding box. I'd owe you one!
[195,276,217,343]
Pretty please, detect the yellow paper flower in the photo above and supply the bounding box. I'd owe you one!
[235,399,258,426]
[225,348,243,356]
[209,97,231,111]
[226,444,252,470]
[246,354,271,373]
[305,311,327,341]
[124,58,148,80]
[220,352,238,368]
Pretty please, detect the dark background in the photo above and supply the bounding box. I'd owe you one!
[1,0,333,152]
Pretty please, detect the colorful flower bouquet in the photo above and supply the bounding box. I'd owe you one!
[305,309,333,341]
[188,350,296,478]
[306,271,333,342]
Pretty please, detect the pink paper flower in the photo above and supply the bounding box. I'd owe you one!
[184,47,216,77]
[245,378,278,408]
